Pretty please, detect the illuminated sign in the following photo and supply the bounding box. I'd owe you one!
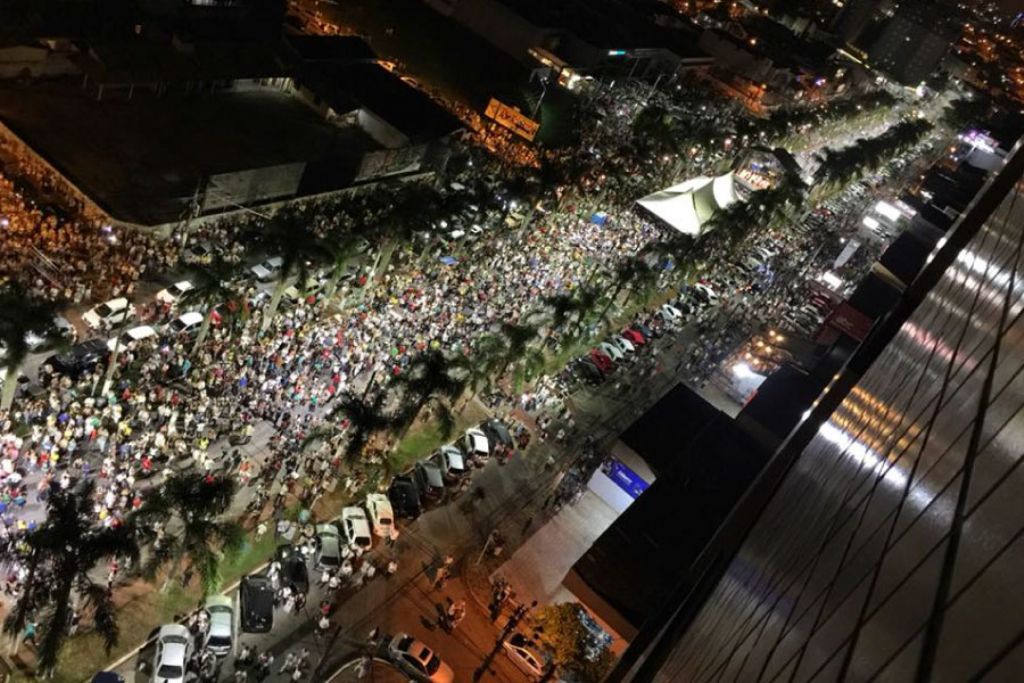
[484,98,540,142]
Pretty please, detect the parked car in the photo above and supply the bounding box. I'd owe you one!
[588,348,614,374]
[463,427,491,464]
[432,445,469,483]
[183,242,215,264]
[275,545,309,595]
[621,328,645,346]
[82,297,134,331]
[249,256,284,282]
[107,324,158,351]
[339,506,373,552]
[388,633,455,683]
[315,523,342,570]
[597,341,624,362]
[203,595,234,657]
[388,475,423,519]
[365,493,395,537]
[24,315,75,352]
[607,336,635,356]
[480,419,514,457]
[155,280,194,307]
[658,303,684,324]
[166,311,205,337]
[503,633,547,680]
[571,357,604,385]
[90,674,125,683]
[153,624,193,683]
[40,339,109,379]
[413,460,446,503]
[239,575,273,633]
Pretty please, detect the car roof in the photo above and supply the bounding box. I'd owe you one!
[158,623,191,639]
[177,311,204,325]
[99,297,129,309]
[205,595,232,609]
[126,326,157,340]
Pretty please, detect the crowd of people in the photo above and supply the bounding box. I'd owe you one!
[0,67,934,678]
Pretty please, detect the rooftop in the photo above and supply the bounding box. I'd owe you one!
[0,80,377,225]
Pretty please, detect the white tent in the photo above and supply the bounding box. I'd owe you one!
[636,172,739,236]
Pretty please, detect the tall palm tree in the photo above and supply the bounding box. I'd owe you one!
[3,480,139,672]
[139,473,244,596]
[326,390,397,461]
[0,290,61,411]
[177,255,243,354]
[371,184,439,285]
[323,235,365,302]
[394,350,469,442]
[256,211,332,332]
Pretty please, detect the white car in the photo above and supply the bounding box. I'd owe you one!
[107,325,158,351]
[597,341,625,362]
[388,633,455,683]
[691,283,719,305]
[433,445,469,482]
[203,595,234,658]
[167,311,204,337]
[249,257,284,282]
[463,428,491,464]
[24,315,75,352]
[339,506,373,551]
[82,298,134,331]
[503,633,547,680]
[153,624,193,683]
[659,303,684,323]
[365,493,394,538]
[155,280,194,306]
[608,336,635,356]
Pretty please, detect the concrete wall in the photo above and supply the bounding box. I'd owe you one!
[0,46,78,79]
[357,108,409,149]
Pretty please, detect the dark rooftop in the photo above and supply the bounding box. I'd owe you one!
[283,34,378,64]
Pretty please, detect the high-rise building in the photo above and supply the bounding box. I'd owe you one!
[610,139,1024,681]
[868,0,960,85]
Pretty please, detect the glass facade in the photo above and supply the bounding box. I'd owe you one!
[646,143,1024,682]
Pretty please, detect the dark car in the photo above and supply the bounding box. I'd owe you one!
[388,475,423,519]
[572,357,604,385]
[413,460,446,504]
[275,545,309,595]
[91,674,125,683]
[40,338,109,380]
[239,575,274,633]
[480,419,514,456]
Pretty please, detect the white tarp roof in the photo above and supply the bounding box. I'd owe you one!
[636,172,739,236]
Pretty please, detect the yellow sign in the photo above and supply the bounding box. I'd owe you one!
[484,98,540,142]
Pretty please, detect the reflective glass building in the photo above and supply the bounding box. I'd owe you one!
[617,141,1024,682]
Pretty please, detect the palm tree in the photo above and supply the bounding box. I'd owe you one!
[256,210,332,332]
[3,480,139,672]
[326,390,397,461]
[371,184,440,285]
[139,473,244,596]
[323,235,364,302]
[0,290,62,411]
[394,350,469,442]
[177,255,243,354]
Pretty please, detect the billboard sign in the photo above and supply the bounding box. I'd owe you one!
[484,98,539,142]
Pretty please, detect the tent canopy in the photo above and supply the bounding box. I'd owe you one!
[636,172,738,236]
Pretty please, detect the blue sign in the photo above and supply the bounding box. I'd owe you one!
[603,458,649,499]
[590,212,608,226]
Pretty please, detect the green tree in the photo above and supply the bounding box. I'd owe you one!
[255,210,332,332]
[3,481,139,672]
[534,603,615,683]
[139,473,244,596]
[395,350,468,441]
[0,289,61,411]
[176,255,244,353]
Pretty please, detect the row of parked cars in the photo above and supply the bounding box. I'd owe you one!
[388,418,515,518]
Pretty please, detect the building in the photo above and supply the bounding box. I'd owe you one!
[423,0,712,80]
[832,0,893,47]
[608,137,1024,681]
[868,0,960,85]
